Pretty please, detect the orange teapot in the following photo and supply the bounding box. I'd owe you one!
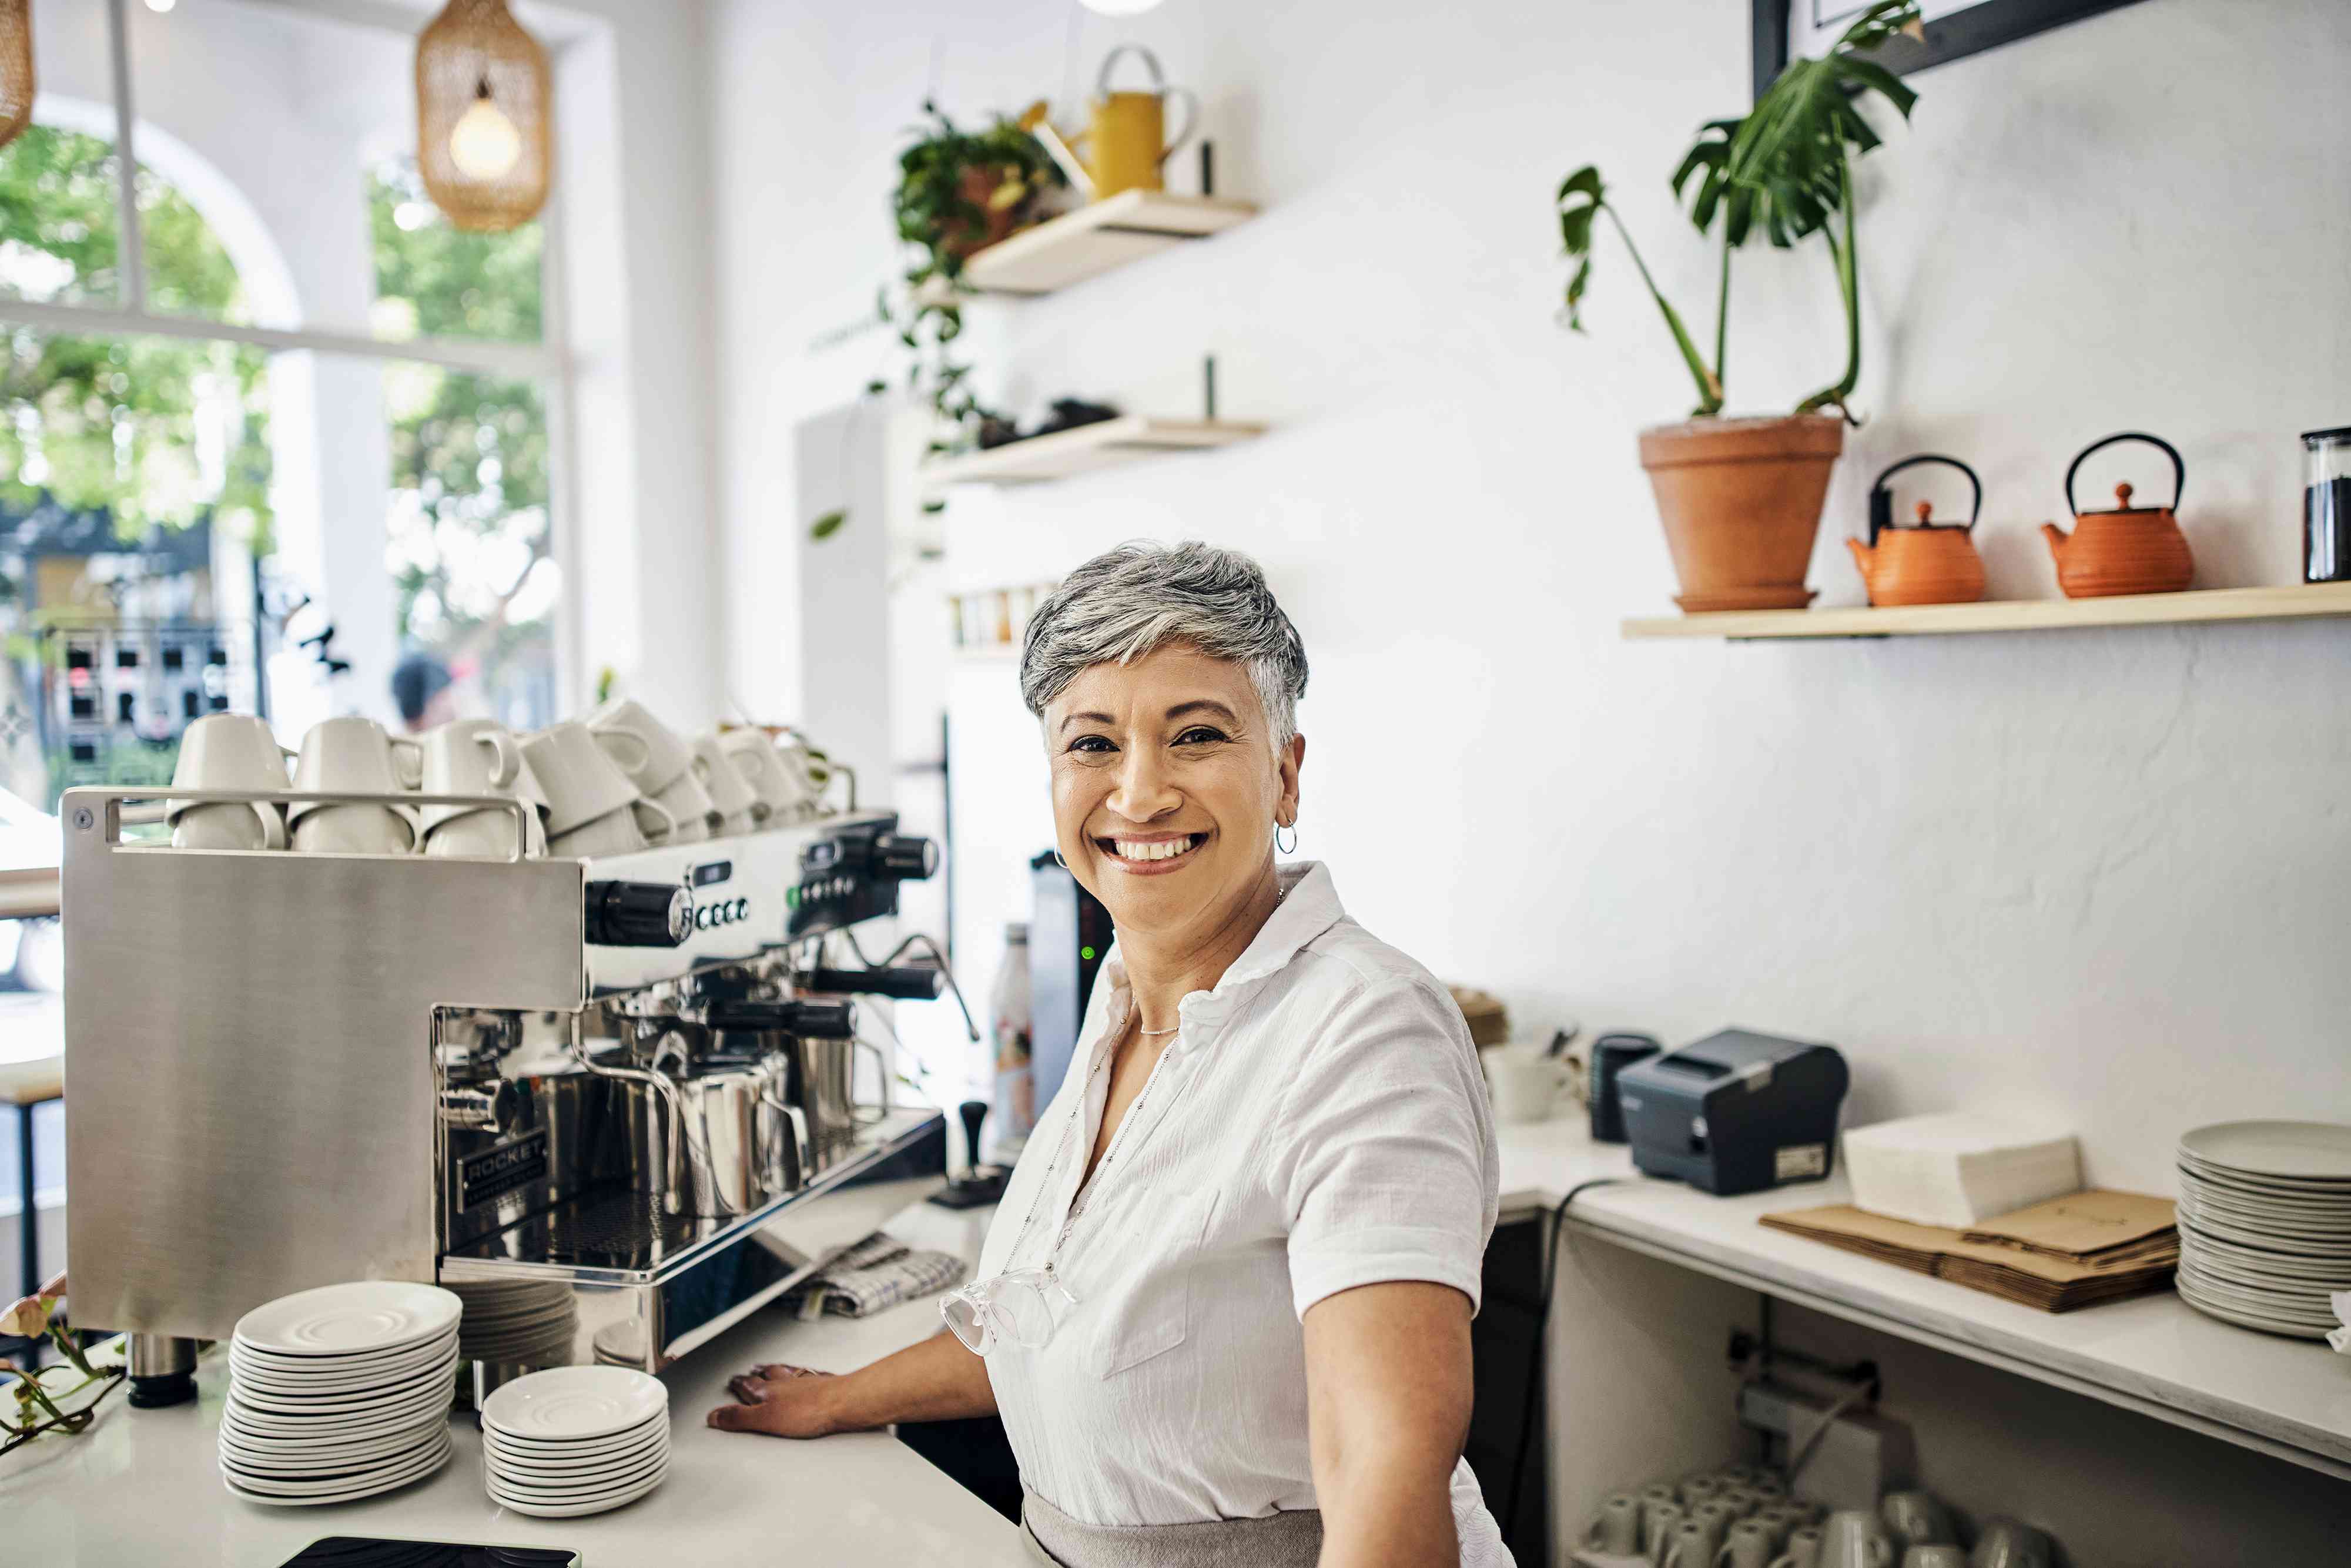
[2042,431,2193,598]
[1847,453,1986,607]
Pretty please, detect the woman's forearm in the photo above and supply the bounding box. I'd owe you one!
[813,1329,999,1433]
[1317,1455,1458,1568]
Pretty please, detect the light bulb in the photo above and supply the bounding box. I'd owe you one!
[1080,0,1165,14]
[448,92,522,181]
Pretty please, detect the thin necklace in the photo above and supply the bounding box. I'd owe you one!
[1128,875,1289,1038]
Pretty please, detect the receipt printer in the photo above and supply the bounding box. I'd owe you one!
[1617,1028,1849,1196]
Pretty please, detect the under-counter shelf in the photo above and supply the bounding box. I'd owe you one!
[1496,1120,2351,1483]
[950,190,1257,297]
[924,416,1266,490]
[1622,582,2351,641]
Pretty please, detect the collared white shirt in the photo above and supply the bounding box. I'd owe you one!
[976,862,1508,1563]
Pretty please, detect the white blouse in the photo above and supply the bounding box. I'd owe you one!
[976,862,1509,1564]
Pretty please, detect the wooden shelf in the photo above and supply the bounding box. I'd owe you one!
[952,190,1257,297]
[1622,582,2351,641]
[924,416,1266,489]
[1496,1120,2351,1483]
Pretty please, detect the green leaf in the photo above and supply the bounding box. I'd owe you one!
[1560,257,1593,333]
[1726,1,1920,245]
[808,510,847,541]
[1556,165,1605,258]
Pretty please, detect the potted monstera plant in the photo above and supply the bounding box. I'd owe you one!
[1558,1,1921,611]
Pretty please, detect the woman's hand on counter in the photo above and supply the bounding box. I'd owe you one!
[705,1329,998,1439]
[709,1363,843,1438]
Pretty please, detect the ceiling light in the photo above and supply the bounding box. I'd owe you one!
[1080,0,1166,15]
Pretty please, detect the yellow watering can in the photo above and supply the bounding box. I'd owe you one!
[1024,46,1198,203]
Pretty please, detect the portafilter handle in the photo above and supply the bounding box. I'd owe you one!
[700,997,859,1038]
[798,966,946,1001]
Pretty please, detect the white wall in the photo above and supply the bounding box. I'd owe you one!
[706,0,2351,1188]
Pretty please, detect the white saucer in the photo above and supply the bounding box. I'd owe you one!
[224,1385,454,1439]
[236,1282,463,1358]
[2176,1278,2335,1340]
[2169,1208,2351,1258]
[222,1432,452,1494]
[488,1436,671,1489]
[227,1361,458,1414]
[223,1436,451,1506]
[486,1426,668,1474]
[487,1450,668,1500]
[481,1366,667,1442]
[2179,1123,2351,1182]
[483,1408,667,1457]
[490,1466,665,1518]
[232,1324,460,1373]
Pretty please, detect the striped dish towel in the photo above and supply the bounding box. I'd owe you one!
[785,1232,969,1320]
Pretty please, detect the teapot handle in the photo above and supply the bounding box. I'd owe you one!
[2065,431,2183,517]
[1096,43,1168,97]
[1868,453,1981,545]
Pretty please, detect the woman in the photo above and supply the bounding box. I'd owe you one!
[711,541,1506,1567]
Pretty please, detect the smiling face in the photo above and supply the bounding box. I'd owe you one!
[1044,642,1304,950]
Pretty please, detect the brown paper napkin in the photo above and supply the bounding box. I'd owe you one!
[1760,1191,2177,1313]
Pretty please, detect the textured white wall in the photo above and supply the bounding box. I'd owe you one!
[707,0,2351,1189]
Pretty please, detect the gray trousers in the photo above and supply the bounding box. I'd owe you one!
[1020,1488,1325,1567]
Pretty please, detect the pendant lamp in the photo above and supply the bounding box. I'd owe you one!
[415,0,551,232]
[1,0,33,153]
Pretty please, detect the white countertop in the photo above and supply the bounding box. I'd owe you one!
[4,1201,1026,1567]
[1493,1115,2351,1481]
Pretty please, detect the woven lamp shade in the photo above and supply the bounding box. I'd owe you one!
[1,0,33,153]
[415,0,551,233]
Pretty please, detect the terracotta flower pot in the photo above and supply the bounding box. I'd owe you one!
[936,167,1024,262]
[1637,416,1846,612]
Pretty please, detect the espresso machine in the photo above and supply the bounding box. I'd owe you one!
[61,785,948,1408]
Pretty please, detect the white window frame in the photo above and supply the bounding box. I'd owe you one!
[0,0,582,703]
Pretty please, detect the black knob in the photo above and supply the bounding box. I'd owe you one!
[799,965,945,1001]
[585,880,692,947]
[870,833,938,881]
[702,997,859,1038]
[959,1100,989,1175]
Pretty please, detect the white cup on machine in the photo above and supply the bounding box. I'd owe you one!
[417,718,543,859]
[587,699,712,845]
[288,716,423,855]
[716,729,816,823]
[691,734,761,836]
[168,713,294,851]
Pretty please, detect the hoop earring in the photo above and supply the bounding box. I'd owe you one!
[1053,847,1070,870]
[1274,822,1297,856]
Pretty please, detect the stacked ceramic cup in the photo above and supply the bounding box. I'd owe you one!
[480,1366,671,1517]
[523,722,680,857]
[219,1282,461,1506]
[2175,1120,2351,1338]
[716,728,819,826]
[416,719,546,859]
[166,713,295,850]
[587,699,718,845]
[288,717,425,855]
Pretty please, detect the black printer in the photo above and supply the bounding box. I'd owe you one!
[1616,1028,1849,1196]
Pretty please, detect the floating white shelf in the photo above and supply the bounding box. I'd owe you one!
[923,416,1267,490]
[949,190,1257,297]
[1622,582,2351,641]
[1496,1120,2351,1482]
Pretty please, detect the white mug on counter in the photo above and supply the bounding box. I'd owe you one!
[417,718,542,859]
[1481,1041,1576,1125]
[168,712,294,851]
[717,728,815,822]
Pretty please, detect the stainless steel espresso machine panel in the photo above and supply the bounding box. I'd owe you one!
[63,787,946,1385]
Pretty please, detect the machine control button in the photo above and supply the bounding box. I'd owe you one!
[585,880,693,947]
[872,833,939,881]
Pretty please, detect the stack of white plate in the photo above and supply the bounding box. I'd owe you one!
[220,1281,461,1505]
[450,1279,580,1367]
[480,1365,671,1517]
[2176,1121,2351,1339]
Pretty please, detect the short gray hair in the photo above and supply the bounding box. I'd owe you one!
[1020,541,1310,748]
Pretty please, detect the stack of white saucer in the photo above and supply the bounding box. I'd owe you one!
[480,1365,671,1517]
[450,1279,580,1368]
[220,1281,461,1505]
[2176,1120,2351,1339]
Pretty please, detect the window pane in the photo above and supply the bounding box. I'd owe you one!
[0,330,273,806]
[0,0,123,309]
[128,0,544,346]
[383,364,558,731]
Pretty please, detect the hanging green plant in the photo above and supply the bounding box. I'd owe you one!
[811,103,1064,542]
